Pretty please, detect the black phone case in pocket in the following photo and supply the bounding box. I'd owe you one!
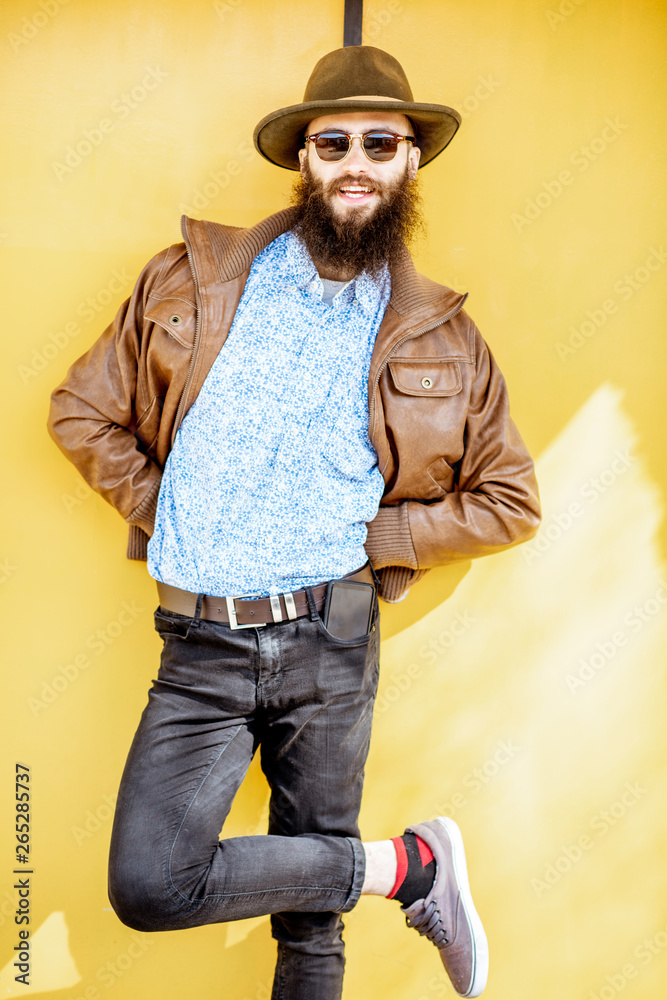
[322,580,375,640]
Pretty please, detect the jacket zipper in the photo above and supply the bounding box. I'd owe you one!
[369,294,469,444]
[171,216,204,445]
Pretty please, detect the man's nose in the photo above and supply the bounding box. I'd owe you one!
[345,136,369,169]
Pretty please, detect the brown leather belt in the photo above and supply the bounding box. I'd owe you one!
[156,563,375,629]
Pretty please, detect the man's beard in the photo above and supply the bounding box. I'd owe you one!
[290,159,424,278]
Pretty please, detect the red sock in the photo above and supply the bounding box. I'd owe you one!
[387,832,435,905]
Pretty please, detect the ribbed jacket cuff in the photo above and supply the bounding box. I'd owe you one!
[377,567,429,603]
[126,480,160,538]
[126,525,149,560]
[364,503,418,570]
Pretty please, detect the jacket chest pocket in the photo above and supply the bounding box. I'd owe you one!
[387,358,462,396]
[140,296,197,422]
[383,359,466,499]
[144,296,197,349]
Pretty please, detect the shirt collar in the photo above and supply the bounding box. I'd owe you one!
[285,230,390,316]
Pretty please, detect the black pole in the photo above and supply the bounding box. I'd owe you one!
[343,0,363,46]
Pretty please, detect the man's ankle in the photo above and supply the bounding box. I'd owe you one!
[360,839,397,896]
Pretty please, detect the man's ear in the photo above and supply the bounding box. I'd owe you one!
[298,146,307,175]
[407,145,421,181]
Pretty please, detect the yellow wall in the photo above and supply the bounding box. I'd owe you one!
[2,1,666,997]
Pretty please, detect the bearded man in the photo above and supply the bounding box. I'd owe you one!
[48,45,540,1000]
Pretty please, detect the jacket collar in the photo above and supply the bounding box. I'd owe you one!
[181,208,467,330]
[182,208,297,288]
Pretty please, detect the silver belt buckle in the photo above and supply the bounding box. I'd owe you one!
[225,593,267,630]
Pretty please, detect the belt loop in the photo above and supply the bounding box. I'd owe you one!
[181,592,204,640]
[304,585,319,622]
[192,592,204,627]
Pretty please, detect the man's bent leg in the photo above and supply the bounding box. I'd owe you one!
[259,589,381,1000]
[108,607,363,932]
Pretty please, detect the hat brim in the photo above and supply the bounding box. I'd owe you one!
[253,99,461,170]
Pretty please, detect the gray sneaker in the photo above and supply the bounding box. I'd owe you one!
[401,817,489,997]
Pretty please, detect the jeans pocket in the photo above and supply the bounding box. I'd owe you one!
[154,606,195,639]
[315,617,374,646]
[315,592,379,647]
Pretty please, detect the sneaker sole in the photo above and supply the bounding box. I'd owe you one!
[435,816,489,998]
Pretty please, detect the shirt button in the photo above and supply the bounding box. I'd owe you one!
[421,376,433,389]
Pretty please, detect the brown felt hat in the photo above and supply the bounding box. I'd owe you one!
[253,46,461,170]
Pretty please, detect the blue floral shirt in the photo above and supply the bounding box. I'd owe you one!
[147,230,390,597]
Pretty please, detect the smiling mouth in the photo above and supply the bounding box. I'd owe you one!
[338,185,375,201]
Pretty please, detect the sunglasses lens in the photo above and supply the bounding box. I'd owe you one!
[314,132,350,161]
[363,132,400,161]
[312,131,407,162]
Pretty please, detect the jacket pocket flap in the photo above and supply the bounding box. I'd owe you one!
[388,359,462,396]
[144,297,196,348]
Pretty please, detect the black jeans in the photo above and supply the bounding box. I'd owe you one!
[108,576,380,1000]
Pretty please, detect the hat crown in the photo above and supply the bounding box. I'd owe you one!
[303,46,414,103]
[253,45,460,170]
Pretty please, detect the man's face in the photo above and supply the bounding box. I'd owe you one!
[297,110,421,224]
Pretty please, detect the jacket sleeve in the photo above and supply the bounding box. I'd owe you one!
[46,249,170,538]
[365,327,541,571]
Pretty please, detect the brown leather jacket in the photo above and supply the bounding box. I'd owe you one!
[48,208,541,602]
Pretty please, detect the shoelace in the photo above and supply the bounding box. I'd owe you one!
[405,899,449,946]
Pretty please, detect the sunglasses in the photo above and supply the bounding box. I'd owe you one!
[304,130,415,163]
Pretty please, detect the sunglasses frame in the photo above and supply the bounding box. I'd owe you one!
[304,130,416,163]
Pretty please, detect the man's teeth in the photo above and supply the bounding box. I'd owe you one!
[340,186,373,198]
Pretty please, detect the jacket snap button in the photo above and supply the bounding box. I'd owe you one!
[169,314,182,325]
[421,376,433,389]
